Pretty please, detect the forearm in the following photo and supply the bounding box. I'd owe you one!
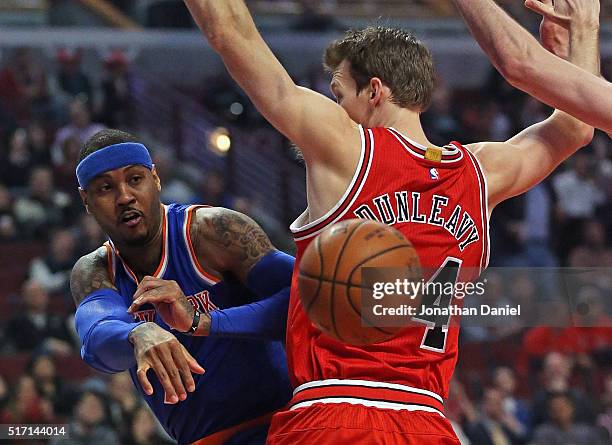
[453,0,539,81]
[183,0,254,48]
[536,14,600,148]
[455,0,612,133]
[75,290,143,373]
[191,251,294,339]
[569,25,600,76]
[207,287,289,341]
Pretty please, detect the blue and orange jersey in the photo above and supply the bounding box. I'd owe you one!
[104,204,291,445]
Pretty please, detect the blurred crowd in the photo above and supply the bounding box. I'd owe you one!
[0,44,610,445]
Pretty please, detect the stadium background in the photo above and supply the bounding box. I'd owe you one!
[0,1,609,444]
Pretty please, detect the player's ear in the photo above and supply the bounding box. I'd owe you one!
[151,165,162,191]
[368,77,384,106]
[78,188,91,214]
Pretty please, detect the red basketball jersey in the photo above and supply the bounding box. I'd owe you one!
[288,126,490,399]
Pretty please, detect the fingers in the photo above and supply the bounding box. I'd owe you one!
[149,353,180,404]
[137,364,154,396]
[525,0,555,16]
[170,342,196,393]
[180,344,206,375]
[133,276,165,300]
[128,288,173,313]
[158,346,188,402]
[525,0,571,22]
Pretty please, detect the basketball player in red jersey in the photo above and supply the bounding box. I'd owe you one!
[183,0,598,443]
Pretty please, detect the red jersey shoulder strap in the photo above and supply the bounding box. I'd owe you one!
[291,125,374,241]
[458,142,491,270]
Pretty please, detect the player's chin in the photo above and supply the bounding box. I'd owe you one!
[120,227,151,246]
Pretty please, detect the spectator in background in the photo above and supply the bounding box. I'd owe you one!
[2,128,34,188]
[292,1,342,32]
[53,135,81,195]
[100,51,132,127]
[0,375,8,412]
[530,393,604,445]
[76,214,106,257]
[489,196,525,266]
[553,152,605,262]
[422,78,461,145]
[493,367,531,438]
[124,405,173,445]
[0,375,55,425]
[14,166,71,238]
[107,372,139,439]
[0,48,39,121]
[27,353,77,418]
[51,391,119,445]
[27,121,51,166]
[56,49,92,101]
[29,228,77,295]
[464,387,525,445]
[5,279,73,354]
[568,219,612,267]
[0,184,19,241]
[51,98,105,166]
[597,374,612,442]
[154,150,196,205]
[522,183,558,267]
[531,352,595,426]
[193,169,234,208]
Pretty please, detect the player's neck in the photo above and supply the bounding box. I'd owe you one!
[114,209,165,281]
[373,106,437,148]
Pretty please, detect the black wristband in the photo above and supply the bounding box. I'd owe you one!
[181,309,201,335]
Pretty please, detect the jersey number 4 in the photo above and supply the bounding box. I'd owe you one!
[412,257,462,353]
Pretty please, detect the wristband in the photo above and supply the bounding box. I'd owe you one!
[181,309,201,335]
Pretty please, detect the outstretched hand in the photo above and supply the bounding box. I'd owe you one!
[129,323,205,404]
[526,0,572,59]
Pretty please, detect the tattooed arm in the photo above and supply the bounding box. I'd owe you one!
[191,207,275,283]
[71,247,117,306]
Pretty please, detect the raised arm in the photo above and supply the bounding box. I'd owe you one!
[182,0,360,168]
[467,0,597,207]
[453,0,612,134]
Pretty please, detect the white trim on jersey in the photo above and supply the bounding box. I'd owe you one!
[182,205,219,286]
[463,148,491,271]
[108,205,170,284]
[293,379,444,403]
[291,126,375,241]
[289,398,446,417]
[389,127,464,163]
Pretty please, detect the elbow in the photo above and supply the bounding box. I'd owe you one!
[495,39,535,88]
[576,125,595,148]
[497,51,530,88]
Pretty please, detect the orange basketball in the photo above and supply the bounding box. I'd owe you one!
[298,219,422,345]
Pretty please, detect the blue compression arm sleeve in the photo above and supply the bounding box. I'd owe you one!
[209,287,289,341]
[75,289,144,373]
[209,251,294,341]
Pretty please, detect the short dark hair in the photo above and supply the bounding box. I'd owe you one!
[78,129,139,163]
[324,26,435,112]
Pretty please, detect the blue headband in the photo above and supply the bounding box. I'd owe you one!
[76,143,153,189]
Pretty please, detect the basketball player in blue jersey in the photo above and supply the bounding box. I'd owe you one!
[71,129,294,445]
